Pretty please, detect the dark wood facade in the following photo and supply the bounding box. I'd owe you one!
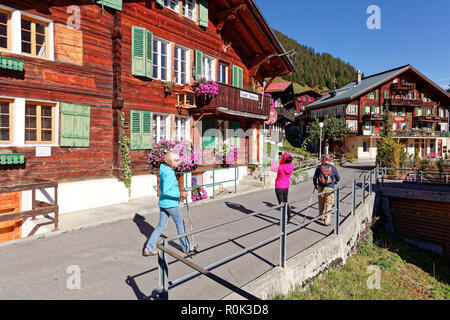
[0,1,114,184]
[0,0,294,185]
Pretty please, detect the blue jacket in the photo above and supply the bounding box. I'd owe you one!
[159,163,181,208]
[313,163,340,189]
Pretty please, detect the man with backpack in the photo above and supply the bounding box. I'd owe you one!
[313,154,340,226]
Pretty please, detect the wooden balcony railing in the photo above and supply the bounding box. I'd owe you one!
[391,82,415,91]
[194,83,271,118]
[388,98,423,107]
[362,113,384,120]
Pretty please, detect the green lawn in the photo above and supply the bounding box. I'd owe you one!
[272,230,450,300]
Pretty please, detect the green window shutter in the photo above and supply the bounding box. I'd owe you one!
[132,26,145,77]
[96,0,122,11]
[371,106,374,113]
[414,92,417,99]
[231,65,236,87]
[198,0,209,28]
[202,118,216,149]
[232,65,243,88]
[375,90,379,100]
[367,93,370,99]
[142,111,152,149]
[155,0,164,6]
[130,110,142,150]
[421,93,424,99]
[145,29,153,78]
[406,122,409,130]
[371,123,375,134]
[60,103,90,148]
[383,90,387,98]
[230,121,240,148]
[195,50,203,79]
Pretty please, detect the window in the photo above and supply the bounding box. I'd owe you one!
[346,120,357,132]
[175,116,188,141]
[176,92,195,108]
[364,106,371,115]
[25,102,55,143]
[131,26,153,78]
[363,140,369,152]
[182,0,196,20]
[367,92,375,99]
[21,17,47,58]
[202,54,214,80]
[152,114,169,143]
[218,62,228,84]
[153,37,170,81]
[0,99,12,142]
[174,45,188,84]
[164,0,179,12]
[346,105,358,115]
[373,106,380,114]
[0,9,10,50]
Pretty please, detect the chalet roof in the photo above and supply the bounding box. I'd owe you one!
[307,65,410,109]
[295,90,324,99]
[216,0,295,79]
[266,82,292,92]
[307,64,450,110]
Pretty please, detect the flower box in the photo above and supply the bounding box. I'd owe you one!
[0,153,25,165]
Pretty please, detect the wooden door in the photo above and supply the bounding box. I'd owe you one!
[0,192,22,243]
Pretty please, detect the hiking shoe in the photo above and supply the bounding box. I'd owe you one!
[143,248,158,256]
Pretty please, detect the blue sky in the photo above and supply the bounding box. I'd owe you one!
[254,0,450,90]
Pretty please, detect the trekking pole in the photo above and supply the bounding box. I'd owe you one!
[301,186,316,224]
[184,195,199,253]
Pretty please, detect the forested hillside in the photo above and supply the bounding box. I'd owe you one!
[273,29,359,90]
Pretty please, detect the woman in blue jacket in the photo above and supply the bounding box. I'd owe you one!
[144,151,193,256]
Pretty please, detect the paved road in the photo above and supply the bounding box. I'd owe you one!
[0,162,374,300]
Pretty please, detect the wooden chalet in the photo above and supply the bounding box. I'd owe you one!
[265,81,295,144]
[304,66,450,160]
[0,0,294,241]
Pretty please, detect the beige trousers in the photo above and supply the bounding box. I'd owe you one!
[317,186,334,225]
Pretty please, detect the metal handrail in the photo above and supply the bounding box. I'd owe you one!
[152,167,379,300]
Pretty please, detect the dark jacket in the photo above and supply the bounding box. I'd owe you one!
[313,162,340,189]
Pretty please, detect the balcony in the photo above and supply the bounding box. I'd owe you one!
[362,113,384,121]
[388,98,422,107]
[193,83,271,119]
[393,130,450,137]
[414,115,446,123]
[391,82,415,91]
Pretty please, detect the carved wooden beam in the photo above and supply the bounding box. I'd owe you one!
[215,4,246,34]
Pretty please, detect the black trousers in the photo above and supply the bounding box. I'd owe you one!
[275,188,291,219]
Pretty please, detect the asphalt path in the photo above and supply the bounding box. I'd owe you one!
[0,162,374,300]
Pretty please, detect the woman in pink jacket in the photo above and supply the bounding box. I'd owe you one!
[270,152,295,222]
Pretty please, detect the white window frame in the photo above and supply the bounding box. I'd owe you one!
[218,62,228,84]
[164,0,180,12]
[175,116,190,142]
[182,0,197,21]
[153,36,171,81]
[152,113,170,143]
[0,5,54,61]
[346,104,358,115]
[346,119,357,132]
[173,44,190,85]
[0,96,59,147]
[202,54,215,81]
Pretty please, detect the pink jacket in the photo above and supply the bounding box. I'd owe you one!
[270,152,294,189]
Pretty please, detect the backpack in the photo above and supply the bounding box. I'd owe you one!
[319,164,333,187]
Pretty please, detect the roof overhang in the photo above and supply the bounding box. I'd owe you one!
[214,0,295,79]
[217,107,268,120]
